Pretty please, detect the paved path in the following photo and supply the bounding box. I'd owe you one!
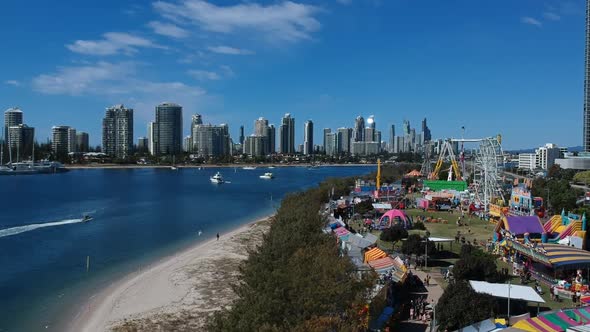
[398,269,445,332]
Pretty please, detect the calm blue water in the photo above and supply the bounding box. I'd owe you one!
[0,166,370,332]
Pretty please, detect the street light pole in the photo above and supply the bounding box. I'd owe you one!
[507,278,511,323]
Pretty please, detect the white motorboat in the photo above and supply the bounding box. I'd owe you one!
[210,172,224,184]
[171,166,178,170]
[259,172,274,179]
[242,166,257,170]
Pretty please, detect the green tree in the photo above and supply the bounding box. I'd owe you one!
[453,245,501,282]
[574,171,590,185]
[436,281,496,331]
[401,234,437,256]
[379,225,408,247]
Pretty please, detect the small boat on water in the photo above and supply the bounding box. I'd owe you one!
[268,166,276,169]
[242,166,257,170]
[260,172,274,179]
[171,166,178,170]
[210,172,224,184]
[82,215,93,222]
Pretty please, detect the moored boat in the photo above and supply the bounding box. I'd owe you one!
[259,172,274,179]
[210,172,224,184]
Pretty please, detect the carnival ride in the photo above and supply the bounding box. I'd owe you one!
[424,135,504,211]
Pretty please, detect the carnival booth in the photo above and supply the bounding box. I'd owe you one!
[377,209,413,230]
[494,215,545,243]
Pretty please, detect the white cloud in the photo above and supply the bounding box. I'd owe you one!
[153,0,321,42]
[32,61,204,98]
[4,80,21,87]
[187,65,234,81]
[543,12,561,21]
[207,45,254,55]
[187,70,221,81]
[521,16,542,27]
[148,21,189,38]
[66,32,164,56]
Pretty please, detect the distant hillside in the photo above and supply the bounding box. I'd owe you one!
[506,145,583,154]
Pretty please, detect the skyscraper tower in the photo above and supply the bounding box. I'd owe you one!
[155,102,182,156]
[239,125,245,145]
[422,117,432,142]
[268,124,276,154]
[585,0,590,151]
[4,107,23,143]
[303,120,314,155]
[102,104,133,159]
[403,120,411,136]
[255,117,269,136]
[323,128,332,153]
[354,116,365,142]
[279,113,295,154]
[367,115,376,142]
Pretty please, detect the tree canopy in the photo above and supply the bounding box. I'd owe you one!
[207,179,375,331]
[436,281,496,331]
[453,245,502,282]
[574,170,590,185]
[401,234,437,256]
[379,225,408,246]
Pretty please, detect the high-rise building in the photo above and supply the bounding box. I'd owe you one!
[325,132,337,156]
[422,118,432,142]
[52,126,70,158]
[192,114,203,126]
[323,128,332,154]
[354,116,365,142]
[183,135,191,152]
[337,127,352,154]
[7,124,34,162]
[147,122,156,155]
[155,102,182,156]
[255,117,269,136]
[389,125,395,152]
[536,143,562,170]
[585,0,590,151]
[67,127,77,153]
[304,120,314,155]
[267,124,276,154]
[192,123,231,157]
[76,132,89,152]
[279,113,295,154]
[137,137,148,152]
[403,120,411,136]
[4,107,23,143]
[364,127,375,143]
[103,104,133,159]
[243,135,267,157]
[367,115,376,141]
[188,114,203,153]
[375,131,382,146]
[239,125,245,145]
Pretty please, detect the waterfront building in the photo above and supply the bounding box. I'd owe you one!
[239,125,244,145]
[67,127,77,153]
[52,126,71,158]
[137,137,148,152]
[325,132,337,156]
[147,122,156,155]
[323,128,331,154]
[337,127,352,154]
[279,113,295,154]
[243,135,267,157]
[304,120,313,155]
[365,142,380,155]
[4,107,23,143]
[351,141,365,156]
[267,124,276,154]
[103,104,133,159]
[7,124,34,161]
[192,123,231,158]
[364,127,375,143]
[154,102,182,156]
[254,117,272,153]
[389,125,395,153]
[184,135,191,152]
[354,116,365,142]
[298,144,304,154]
[76,132,89,152]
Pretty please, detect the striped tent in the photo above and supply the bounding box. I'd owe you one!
[513,307,590,332]
[364,247,387,263]
[333,227,351,241]
[368,256,395,271]
[541,244,590,269]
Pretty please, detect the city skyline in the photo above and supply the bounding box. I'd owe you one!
[0,0,586,150]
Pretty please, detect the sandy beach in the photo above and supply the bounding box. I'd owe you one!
[67,216,272,332]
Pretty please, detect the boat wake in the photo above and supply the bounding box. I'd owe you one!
[0,218,86,238]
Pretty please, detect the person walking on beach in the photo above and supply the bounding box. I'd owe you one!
[217,233,220,241]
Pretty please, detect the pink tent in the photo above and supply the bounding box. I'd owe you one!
[378,209,412,229]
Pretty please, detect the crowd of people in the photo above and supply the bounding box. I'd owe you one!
[408,296,433,323]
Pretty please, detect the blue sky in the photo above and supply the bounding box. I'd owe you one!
[0,0,585,149]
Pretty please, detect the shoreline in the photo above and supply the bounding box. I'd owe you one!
[66,215,273,332]
[65,163,375,170]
